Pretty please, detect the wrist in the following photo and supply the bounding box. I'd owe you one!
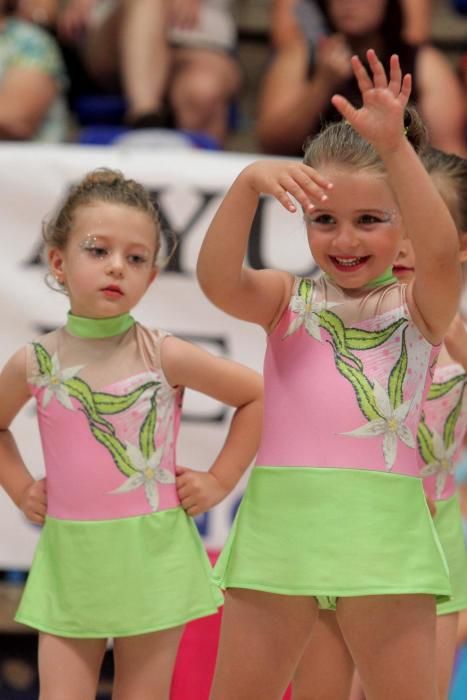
[15,478,35,509]
[208,467,236,494]
[376,136,412,161]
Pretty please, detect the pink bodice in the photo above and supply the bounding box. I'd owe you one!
[27,324,182,521]
[256,276,439,476]
[418,361,467,500]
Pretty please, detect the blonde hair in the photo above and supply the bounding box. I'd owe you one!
[43,168,162,261]
[303,106,428,174]
[420,147,467,233]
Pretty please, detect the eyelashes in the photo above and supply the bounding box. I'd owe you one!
[306,213,396,226]
[79,237,150,265]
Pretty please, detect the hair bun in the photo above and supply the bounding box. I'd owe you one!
[81,168,125,190]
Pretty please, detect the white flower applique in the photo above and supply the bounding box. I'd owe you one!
[420,431,457,498]
[284,290,340,341]
[30,353,84,410]
[110,442,175,512]
[342,380,416,470]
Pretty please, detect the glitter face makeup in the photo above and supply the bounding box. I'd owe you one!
[304,167,403,289]
[79,234,152,267]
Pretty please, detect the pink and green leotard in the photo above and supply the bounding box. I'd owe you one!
[417,355,467,615]
[214,275,450,609]
[15,313,221,638]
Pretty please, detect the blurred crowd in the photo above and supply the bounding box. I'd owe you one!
[0,0,465,150]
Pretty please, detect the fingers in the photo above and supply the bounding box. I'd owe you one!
[387,54,402,96]
[366,49,387,89]
[401,73,412,104]
[351,50,410,103]
[276,167,332,214]
[331,94,359,123]
[351,54,373,94]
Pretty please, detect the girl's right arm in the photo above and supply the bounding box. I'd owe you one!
[197,160,332,330]
[0,349,47,525]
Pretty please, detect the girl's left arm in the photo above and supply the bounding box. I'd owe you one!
[161,336,263,516]
[332,50,461,345]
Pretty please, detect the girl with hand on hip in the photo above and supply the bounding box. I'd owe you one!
[0,168,262,700]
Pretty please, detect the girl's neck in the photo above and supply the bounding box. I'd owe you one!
[325,267,397,293]
[66,312,135,339]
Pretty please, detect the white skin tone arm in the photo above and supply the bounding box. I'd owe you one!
[161,336,263,516]
[196,160,332,330]
[199,51,461,344]
[325,51,461,344]
[257,0,352,156]
[416,46,466,157]
[0,349,47,524]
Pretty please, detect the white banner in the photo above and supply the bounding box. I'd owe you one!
[0,143,316,568]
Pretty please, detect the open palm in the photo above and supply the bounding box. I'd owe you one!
[331,50,412,152]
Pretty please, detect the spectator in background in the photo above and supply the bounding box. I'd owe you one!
[14,0,59,28]
[257,0,465,156]
[57,0,241,146]
[0,0,69,140]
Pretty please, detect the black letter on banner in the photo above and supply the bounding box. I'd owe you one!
[149,189,218,274]
[176,333,229,424]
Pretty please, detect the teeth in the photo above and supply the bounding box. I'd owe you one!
[335,257,362,267]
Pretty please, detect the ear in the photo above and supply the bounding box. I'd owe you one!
[48,248,66,284]
[459,233,467,264]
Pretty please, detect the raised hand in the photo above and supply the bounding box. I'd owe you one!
[243,160,333,215]
[331,49,412,153]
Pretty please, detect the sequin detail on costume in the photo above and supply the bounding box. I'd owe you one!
[417,365,467,499]
[28,335,181,517]
[283,279,419,470]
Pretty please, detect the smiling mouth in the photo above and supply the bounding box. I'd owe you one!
[330,256,370,270]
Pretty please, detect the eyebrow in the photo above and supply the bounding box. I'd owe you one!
[81,234,151,250]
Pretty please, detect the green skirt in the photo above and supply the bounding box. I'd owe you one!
[435,494,467,615]
[16,506,222,638]
[214,467,450,608]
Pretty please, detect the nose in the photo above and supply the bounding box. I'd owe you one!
[332,224,360,251]
[106,252,124,277]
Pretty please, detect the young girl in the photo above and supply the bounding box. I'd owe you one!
[393,146,467,699]
[0,168,262,700]
[196,51,461,700]
[290,147,467,700]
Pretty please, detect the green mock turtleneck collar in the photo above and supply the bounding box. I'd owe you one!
[66,312,135,338]
[363,267,398,289]
[325,267,397,289]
